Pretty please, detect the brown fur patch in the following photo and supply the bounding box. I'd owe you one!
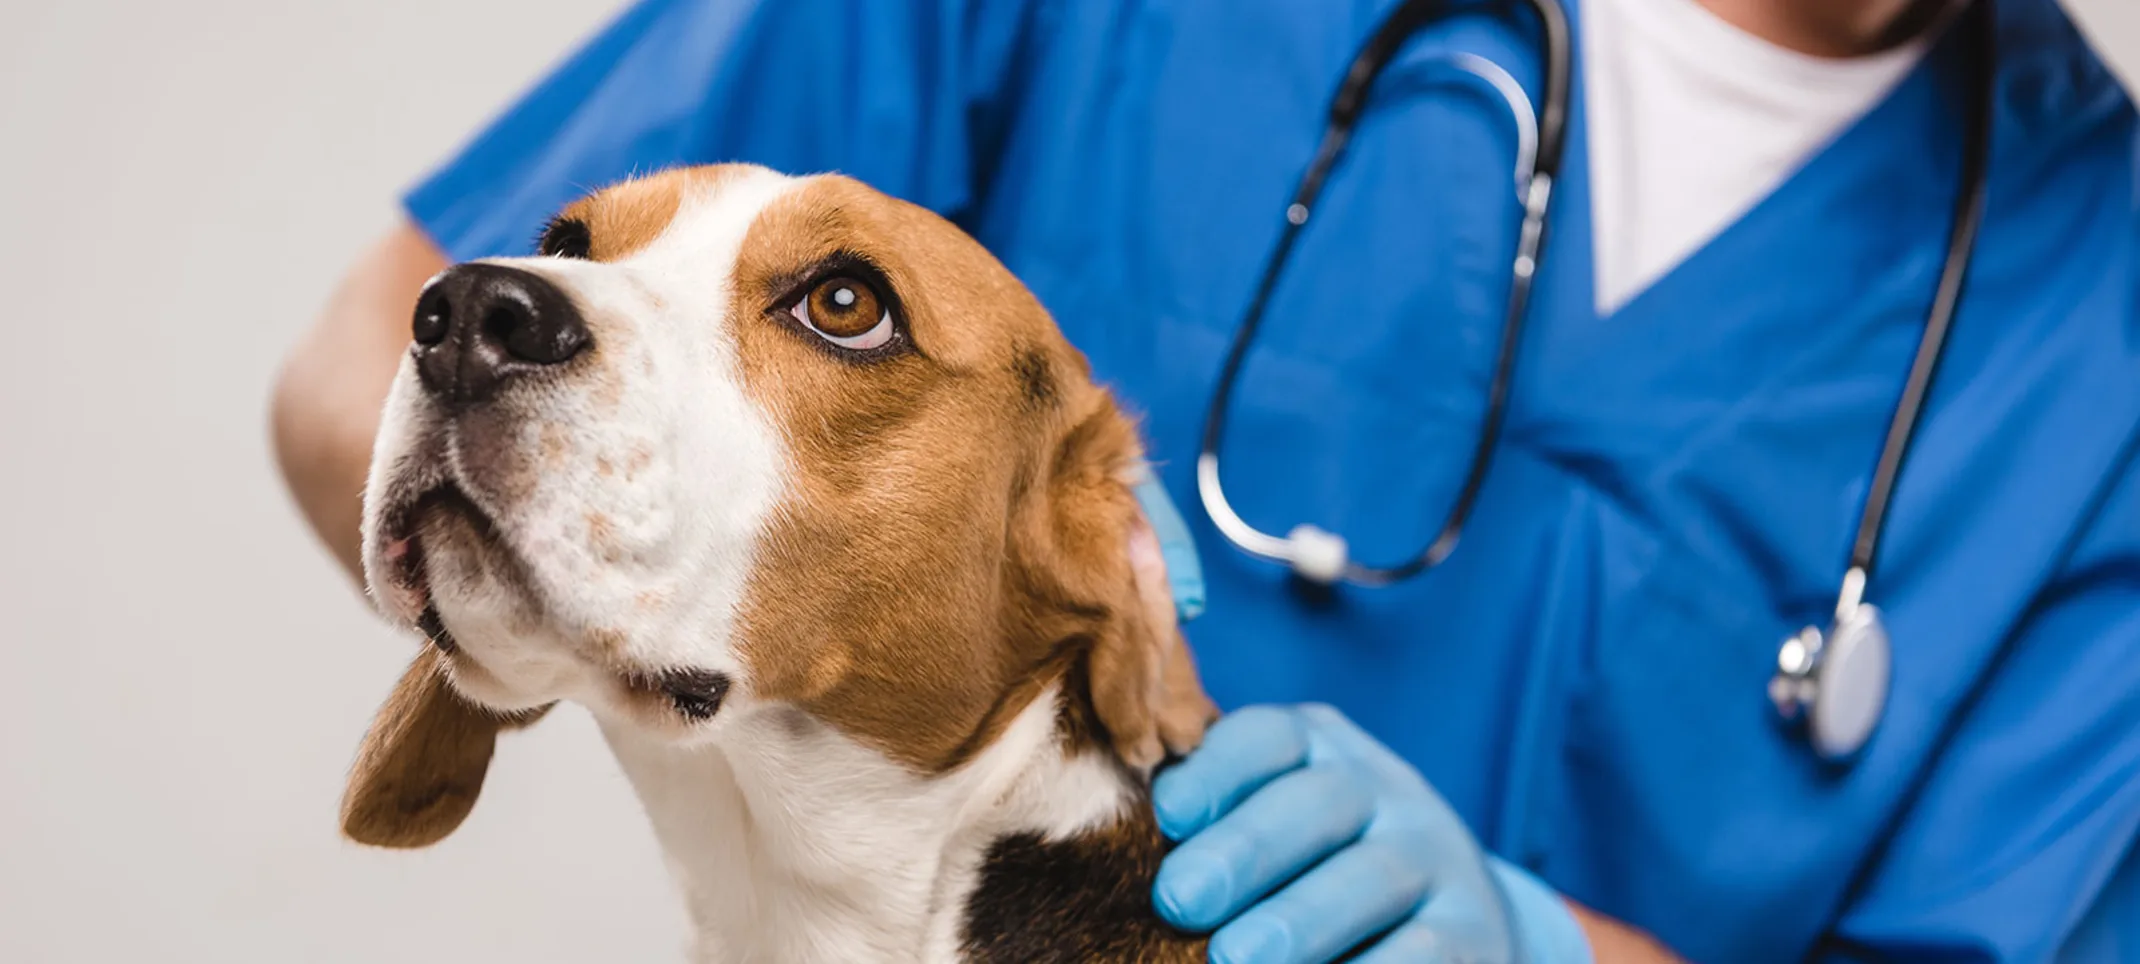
[721,175,1214,773]
[555,166,754,262]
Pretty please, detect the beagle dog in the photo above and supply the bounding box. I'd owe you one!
[341,164,1218,963]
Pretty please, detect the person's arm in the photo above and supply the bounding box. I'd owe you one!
[1572,904,1687,963]
[1152,703,1682,964]
[271,223,446,583]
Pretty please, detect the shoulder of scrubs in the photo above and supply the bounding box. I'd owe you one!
[1815,8,2140,961]
[403,0,1053,261]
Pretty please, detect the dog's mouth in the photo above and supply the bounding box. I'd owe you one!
[414,602,456,654]
[367,456,736,726]
[375,481,504,647]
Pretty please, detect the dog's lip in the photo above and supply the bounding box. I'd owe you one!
[416,603,458,655]
[374,481,496,625]
[626,667,733,722]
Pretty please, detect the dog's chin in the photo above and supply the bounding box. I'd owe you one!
[365,468,741,731]
[367,479,523,630]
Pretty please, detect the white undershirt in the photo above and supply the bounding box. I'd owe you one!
[1582,0,1932,314]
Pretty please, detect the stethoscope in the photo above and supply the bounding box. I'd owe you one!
[1195,0,1994,761]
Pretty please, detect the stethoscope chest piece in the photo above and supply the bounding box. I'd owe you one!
[1191,0,1987,765]
[1770,569,1892,762]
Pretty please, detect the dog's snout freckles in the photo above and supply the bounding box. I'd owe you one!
[361,176,792,733]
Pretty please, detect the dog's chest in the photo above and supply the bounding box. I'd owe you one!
[959,815,1208,964]
[604,715,969,961]
[599,693,1168,963]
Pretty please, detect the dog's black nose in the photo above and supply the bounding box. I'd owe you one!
[411,263,590,406]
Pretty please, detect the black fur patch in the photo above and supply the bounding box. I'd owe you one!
[1013,348,1057,409]
[960,796,1206,963]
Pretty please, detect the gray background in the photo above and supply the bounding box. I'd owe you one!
[1,2,2134,961]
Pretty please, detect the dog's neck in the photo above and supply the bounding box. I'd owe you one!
[598,682,1133,964]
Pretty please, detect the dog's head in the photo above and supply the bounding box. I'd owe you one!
[341,165,1213,848]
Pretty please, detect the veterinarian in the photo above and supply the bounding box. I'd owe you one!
[274,0,2140,960]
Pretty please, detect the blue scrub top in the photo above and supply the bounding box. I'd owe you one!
[402,1,2140,959]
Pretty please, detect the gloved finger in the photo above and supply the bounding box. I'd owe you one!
[1406,849,1512,954]
[1296,703,1427,789]
[1152,704,1310,841]
[1349,922,1453,964]
[1154,763,1374,933]
[1205,837,1430,964]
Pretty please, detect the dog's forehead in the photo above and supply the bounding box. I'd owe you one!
[559,165,1053,371]
[561,165,935,268]
[557,164,780,262]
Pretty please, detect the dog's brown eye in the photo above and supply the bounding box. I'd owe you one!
[793,276,893,351]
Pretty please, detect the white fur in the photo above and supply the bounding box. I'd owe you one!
[606,685,1129,963]
[360,166,1146,961]
[363,168,796,723]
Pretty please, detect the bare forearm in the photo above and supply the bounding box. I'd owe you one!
[270,221,447,583]
[1571,902,1689,963]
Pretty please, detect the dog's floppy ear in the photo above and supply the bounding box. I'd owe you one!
[1109,502,1218,769]
[340,647,548,848]
[1042,398,1218,772]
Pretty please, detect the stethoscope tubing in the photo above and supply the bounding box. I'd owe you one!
[1197,0,1571,585]
[1817,1,1997,951]
[1187,0,2020,930]
[1197,0,1988,604]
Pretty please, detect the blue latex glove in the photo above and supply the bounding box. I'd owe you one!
[1130,468,1206,623]
[1153,704,1593,964]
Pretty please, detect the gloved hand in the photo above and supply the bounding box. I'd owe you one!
[1152,704,1593,964]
